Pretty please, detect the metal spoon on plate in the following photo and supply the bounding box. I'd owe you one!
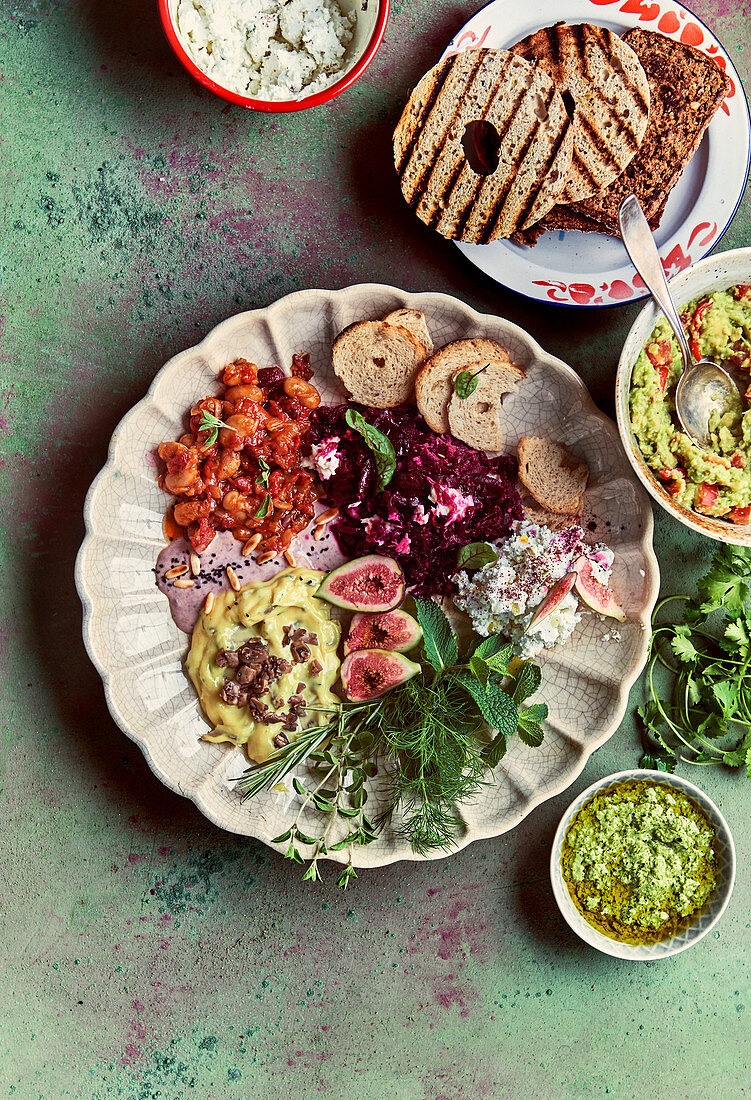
[618,194,737,448]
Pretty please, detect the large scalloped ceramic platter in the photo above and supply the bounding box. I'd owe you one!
[76,285,659,869]
[443,0,750,307]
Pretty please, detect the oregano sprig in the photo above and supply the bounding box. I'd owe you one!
[197,410,231,447]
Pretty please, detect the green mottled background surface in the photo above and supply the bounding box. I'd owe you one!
[1,2,749,1098]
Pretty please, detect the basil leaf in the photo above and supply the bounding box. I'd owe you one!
[457,541,498,571]
[345,409,397,492]
[414,597,458,671]
[254,492,271,518]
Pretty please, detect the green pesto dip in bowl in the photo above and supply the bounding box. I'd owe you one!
[551,770,736,960]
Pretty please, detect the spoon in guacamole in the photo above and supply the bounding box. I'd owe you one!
[619,195,737,449]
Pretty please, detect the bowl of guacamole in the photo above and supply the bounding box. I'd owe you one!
[550,770,736,960]
[616,248,751,544]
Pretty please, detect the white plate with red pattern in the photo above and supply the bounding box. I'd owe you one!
[443,0,750,307]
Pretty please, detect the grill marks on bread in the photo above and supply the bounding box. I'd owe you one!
[521,29,730,239]
[393,49,574,242]
[510,23,650,203]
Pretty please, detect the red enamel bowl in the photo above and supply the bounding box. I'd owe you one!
[158,0,390,112]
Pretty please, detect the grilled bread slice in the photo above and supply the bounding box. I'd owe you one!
[415,338,513,434]
[382,308,434,357]
[332,320,427,408]
[517,436,589,514]
[510,23,650,205]
[393,49,574,242]
[566,28,730,232]
[447,360,525,452]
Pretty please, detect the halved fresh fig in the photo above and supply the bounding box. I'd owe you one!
[317,554,405,612]
[574,557,626,621]
[527,571,577,631]
[340,648,421,701]
[344,610,423,655]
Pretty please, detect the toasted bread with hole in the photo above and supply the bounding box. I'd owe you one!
[415,338,513,434]
[517,436,589,514]
[383,308,434,357]
[332,320,427,408]
[510,23,650,205]
[393,48,574,241]
[447,360,525,452]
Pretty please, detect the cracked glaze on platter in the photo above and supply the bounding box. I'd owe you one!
[75,285,659,868]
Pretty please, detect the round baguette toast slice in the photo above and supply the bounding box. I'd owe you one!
[517,436,589,515]
[383,308,434,357]
[393,49,574,242]
[510,23,650,205]
[520,493,583,531]
[447,360,526,452]
[332,320,427,408]
[415,338,512,434]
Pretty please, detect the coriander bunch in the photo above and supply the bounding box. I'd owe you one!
[638,543,751,776]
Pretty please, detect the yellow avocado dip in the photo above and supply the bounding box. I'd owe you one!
[630,284,751,521]
[561,780,718,945]
[186,567,340,764]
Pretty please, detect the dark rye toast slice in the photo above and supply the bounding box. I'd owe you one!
[511,194,669,244]
[570,28,730,230]
[393,49,574,242]
[510,23,650,205]
[536,29,730,236]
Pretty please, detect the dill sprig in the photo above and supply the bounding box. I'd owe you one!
[377,675,487,852]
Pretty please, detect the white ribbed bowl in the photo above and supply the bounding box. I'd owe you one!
[76,285,659,868]
[551,769,736,959]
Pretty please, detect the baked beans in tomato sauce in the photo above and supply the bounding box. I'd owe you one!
[158,353,322,556]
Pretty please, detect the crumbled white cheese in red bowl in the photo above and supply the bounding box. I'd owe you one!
[160,0,389,110]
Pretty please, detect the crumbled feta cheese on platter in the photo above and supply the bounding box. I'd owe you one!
[175,0,356,101]
[453,520,615,660]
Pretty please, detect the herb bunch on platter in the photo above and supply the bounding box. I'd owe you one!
[236,598,548,887]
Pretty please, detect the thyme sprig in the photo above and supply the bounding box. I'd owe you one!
[234,598,548,886]
[638,544,751,775]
